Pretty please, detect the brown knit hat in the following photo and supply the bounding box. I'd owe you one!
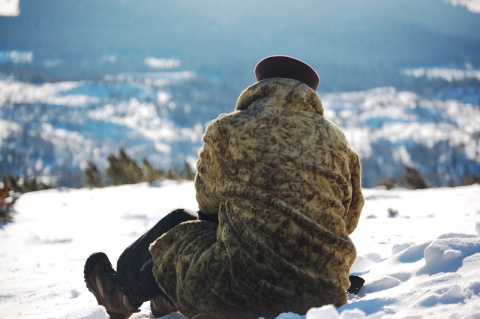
[254,55,320,90]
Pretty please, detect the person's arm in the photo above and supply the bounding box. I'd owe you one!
[345,152,365,235]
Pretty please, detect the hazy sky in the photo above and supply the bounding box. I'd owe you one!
[1,0,480,17]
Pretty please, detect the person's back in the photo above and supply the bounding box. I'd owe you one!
[150,62,364,318]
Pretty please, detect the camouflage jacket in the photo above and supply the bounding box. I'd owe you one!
[150,78,364,319]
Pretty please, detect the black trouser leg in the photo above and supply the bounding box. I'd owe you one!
[116,208,198,304]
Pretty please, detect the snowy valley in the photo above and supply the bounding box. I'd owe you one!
[1,69,479,188]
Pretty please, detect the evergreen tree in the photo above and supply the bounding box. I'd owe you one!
[106,148,144,185]
[2,175,49,193]
[402,165,429,189]
[142,158,162,184]
[22,177,49,192]
[2,175,23,193]
[165,165,180,180]
[181,160,196,180]
[377,177,397,190]
[84,161,103,188]
[464,174,480,186]
[0,184,13,224]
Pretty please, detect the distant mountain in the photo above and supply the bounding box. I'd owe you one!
[323,84,480,187]
[1,69,479,187]
[1,0,480,91]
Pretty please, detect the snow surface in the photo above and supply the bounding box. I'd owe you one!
[0,0,20,17]
[446,0,480,13]
[0,181,479,318]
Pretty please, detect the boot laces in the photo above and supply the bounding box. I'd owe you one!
[102,265,121,308]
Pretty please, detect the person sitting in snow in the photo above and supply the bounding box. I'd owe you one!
[84,55,365,319]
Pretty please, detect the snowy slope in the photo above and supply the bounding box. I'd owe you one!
[322,86,480,187]
[0,181,479,318]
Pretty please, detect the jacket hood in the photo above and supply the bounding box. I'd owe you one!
[235,78,324,115]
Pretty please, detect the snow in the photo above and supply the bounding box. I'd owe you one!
[2,74,479,188]
[0,51,32,64]
[0,0,20,17]
[0,79,100,107]
[445,0,480,13]
[0,181,479,319]
[403,67,480,82]
[144,58,182,70]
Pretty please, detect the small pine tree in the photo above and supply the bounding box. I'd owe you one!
[106,153,123,185]
[165,165,180,180]
[464,174,480,186]
[0,184,13,224]
[402,165,429,189]
[107,148,144,185]
[142,158,162,184]
[23,177,40,192]
[181,161,196,180]
[2,175,23,193]
[377,177,397,190]
[1,175,49,193]
[84,161,103,188]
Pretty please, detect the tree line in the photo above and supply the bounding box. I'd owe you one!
[84,148,196,188]
[3,152,479,226]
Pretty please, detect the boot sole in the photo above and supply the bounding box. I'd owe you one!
[84,252,109,306]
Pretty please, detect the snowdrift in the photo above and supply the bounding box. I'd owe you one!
[0,181,479,318]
